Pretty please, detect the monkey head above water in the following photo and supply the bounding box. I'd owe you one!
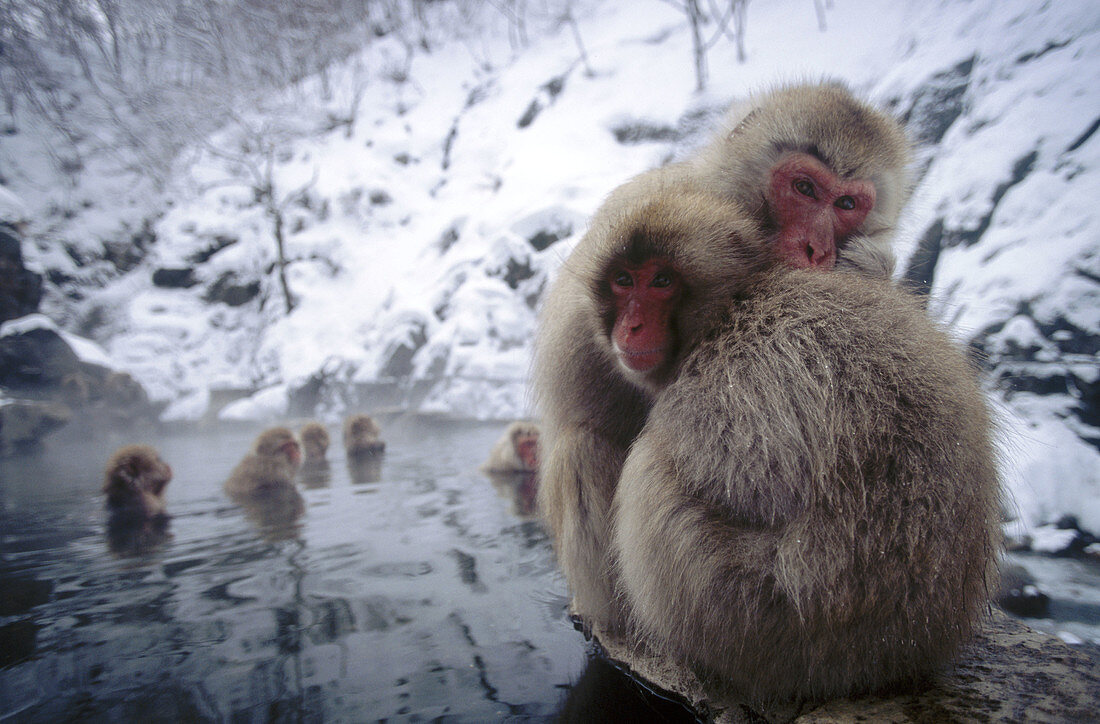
[344,414,386,456]
[224,427,302,500]
[299,421,330,463]
[482,421,541,474]
[103,444,173,520]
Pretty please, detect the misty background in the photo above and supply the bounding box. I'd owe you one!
[1,1,1098,579]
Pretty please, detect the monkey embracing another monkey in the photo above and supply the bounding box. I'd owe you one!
[535,81,912,636]
[611,268,1001,705]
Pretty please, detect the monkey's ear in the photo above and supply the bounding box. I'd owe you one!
[730,108,760,136]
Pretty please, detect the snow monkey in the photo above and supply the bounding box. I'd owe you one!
[612,267,1000,705]
[103,444,173,520]
[482,421,541,473]
[343,413,386,456]
[299,421,330,463]
[536,193,766,631]
[690,80,912,276]
[534,81,913,633]
[224,427,302,499]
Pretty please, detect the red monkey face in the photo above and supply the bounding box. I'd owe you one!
[767,152,875,269]
[608,259,681,375]
[282,439,302,468]
[515,434,539,470]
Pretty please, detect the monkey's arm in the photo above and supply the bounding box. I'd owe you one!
[612,439,784,651]
[539,425,631,633]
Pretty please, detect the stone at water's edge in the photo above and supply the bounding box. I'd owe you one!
[0,401,72,456]
[593,610,1100,723]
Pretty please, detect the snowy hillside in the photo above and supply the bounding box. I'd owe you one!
[3,0,1098,536]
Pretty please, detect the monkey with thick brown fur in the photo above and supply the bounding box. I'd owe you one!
[611,267,1001,706]
[536,193,766,632]
[298,421,332,488]
[482,421,540,474]
[535,81,912,635]
[103,444,173,520]
[343,414,386,456]
[224,427,302,500]
[690,80,912,275]
[299,421,330,463]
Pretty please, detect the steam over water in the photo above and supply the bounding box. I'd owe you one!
[0,419,588,721]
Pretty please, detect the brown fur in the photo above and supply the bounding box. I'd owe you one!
[299,421,330,463]
[535,82,913,635]
[535,193,765,632]
[482,421,541,473]
[224,427,301,499]
[612,270,1001,705]
[103,444,173,519]
[343,413,385,456]
[692,80,912,275]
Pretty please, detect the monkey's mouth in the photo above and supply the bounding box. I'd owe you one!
[616,345,667,372]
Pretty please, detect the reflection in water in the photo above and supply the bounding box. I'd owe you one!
[232,482,306,542]
[0,419,595,720]
[298,459,332,488]
[487,471,540,519]
[557,652,700,723]
[346,451,382,485]
[105,512,172,557]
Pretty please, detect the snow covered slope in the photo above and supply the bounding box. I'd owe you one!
[5,0,1098,535]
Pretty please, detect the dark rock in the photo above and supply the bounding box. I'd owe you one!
[611,120,681,145]
[996,563,1051,618]
[204,272,261,307]
[970,303,1100,452]
[517,73,569,129]
[902,57,975,146]
[594,610,1100,723]
[186,234,238,264]
[0,223,43,323]
[0,400,72,455]
[152,267,198,288]
[379,319,427,380]
[0,326,83,389]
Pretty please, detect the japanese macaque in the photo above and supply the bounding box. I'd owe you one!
[689,81,912,275]
[347,453,382,485]
[299,421,330,463]
[298,421,332,488]
[103,444,173,520]
[482,421,540,473]
[536,193,765,632]
[343,413,386,456]
[224,427,302,500]
[535,81,912,634]
[238,480,306,542]
[611,268,1000,705]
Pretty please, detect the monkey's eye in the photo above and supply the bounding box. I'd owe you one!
[650,271,673,288]
[835,196,856,211]
[612,270,633,288]
[793,179,816,199]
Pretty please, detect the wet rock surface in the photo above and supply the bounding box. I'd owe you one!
[594,610,1100,723]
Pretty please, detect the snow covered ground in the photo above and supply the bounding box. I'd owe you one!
[3,0,1099,542]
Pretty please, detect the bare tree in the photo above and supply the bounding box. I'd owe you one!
[201,117,318,315]
[662,0,751,92]
[557,3,593,77]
